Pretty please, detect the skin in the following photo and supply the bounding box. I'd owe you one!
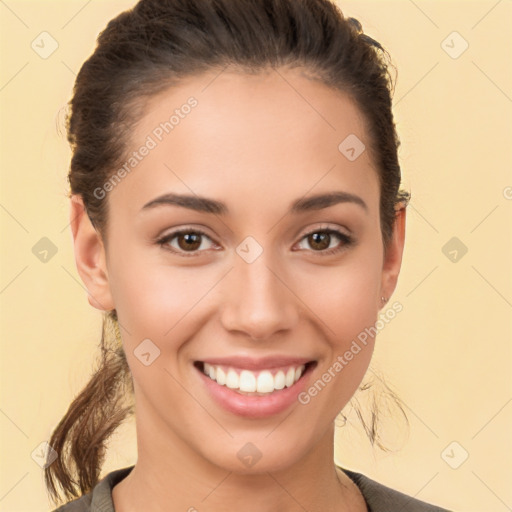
[71,67,406,512]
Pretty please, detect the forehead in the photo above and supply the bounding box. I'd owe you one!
[111,68,379,219]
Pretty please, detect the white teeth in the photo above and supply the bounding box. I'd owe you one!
[226,369,239,389]
[216,367,226,385]
[256,370,274,393]
[274,370,285,390]
[239,370,257,392]
[285,367,295,387]
[201,363,306,394]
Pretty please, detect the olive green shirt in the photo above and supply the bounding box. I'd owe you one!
[50,465,452,512]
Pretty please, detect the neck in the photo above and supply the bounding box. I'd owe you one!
[112,402,365,512]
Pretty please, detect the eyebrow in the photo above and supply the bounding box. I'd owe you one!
[141,191,368,215]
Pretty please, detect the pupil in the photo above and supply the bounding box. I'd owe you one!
[311,233,329,250]
[180,233,201,250]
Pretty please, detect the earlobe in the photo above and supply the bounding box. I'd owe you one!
[70,195,115,311]
[380,205,407,306]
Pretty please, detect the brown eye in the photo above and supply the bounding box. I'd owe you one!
[308,232,331,251]
[157,228,217,256]
[176,232,202,251]
[296,228,353,256]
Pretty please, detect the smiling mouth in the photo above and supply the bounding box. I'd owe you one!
[194,361,316,396]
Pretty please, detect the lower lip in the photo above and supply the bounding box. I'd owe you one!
[197,365,313,419]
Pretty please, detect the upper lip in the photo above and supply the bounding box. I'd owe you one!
[197,356,315,371]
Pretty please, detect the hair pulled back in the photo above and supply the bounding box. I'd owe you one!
[46,0,410,504]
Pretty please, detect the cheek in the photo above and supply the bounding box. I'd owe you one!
[295,245,382,403]
[109,256,208,336]
[295,246,383,342]
[107,245,225,375]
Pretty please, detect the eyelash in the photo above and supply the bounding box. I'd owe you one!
[156,226,354,258]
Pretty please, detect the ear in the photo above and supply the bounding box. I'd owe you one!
[70,195,115,311]
[380,204,406,307]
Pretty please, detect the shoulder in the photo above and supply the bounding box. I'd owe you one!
[340,467,453,512]
[51,495,91,512]
[49,466,134,512]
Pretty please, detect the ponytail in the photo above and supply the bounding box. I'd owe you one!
[44,311,134,505]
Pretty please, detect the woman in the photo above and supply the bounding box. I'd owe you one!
[45,0,451,510]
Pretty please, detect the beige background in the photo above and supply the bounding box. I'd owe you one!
[1,1,511,510]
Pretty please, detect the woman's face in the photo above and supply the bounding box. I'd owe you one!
[76,68,405,473]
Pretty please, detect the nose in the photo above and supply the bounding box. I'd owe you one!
[220,252,300,342]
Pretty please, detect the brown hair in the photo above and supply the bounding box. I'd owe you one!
[46,0,410,505]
